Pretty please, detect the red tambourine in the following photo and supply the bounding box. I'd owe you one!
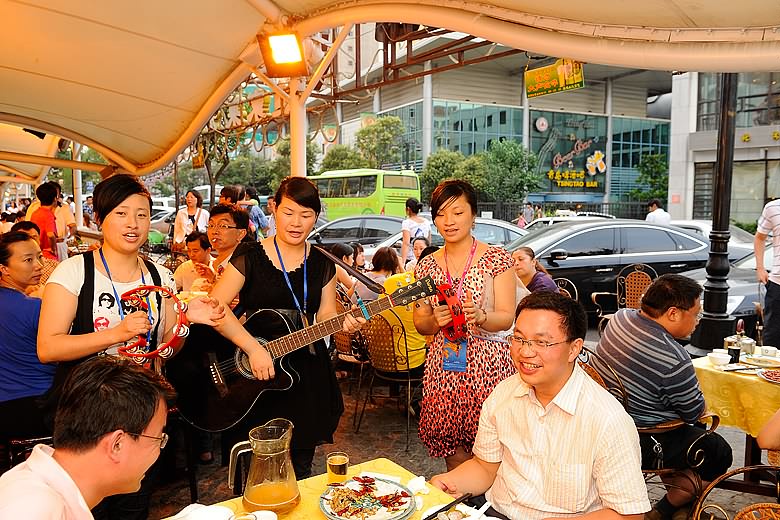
[436,283,468,342]
[118,285,189,361]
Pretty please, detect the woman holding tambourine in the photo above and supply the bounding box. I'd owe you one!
[413,180,516,471]
[37,174,224,520]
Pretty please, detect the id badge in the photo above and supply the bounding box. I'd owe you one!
[442,337,468,372]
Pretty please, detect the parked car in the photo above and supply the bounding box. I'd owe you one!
[671,219,755,261]
[523,214,615,231]
[363,217,527,266]
[682,248,771,338]
[308,215,403,249]
[504,220,713,314]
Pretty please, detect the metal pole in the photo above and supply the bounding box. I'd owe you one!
[288,77,307,177]
[72,143,83,228]
[689,72,738,355]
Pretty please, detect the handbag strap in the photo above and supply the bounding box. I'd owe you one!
[312,245,385,294]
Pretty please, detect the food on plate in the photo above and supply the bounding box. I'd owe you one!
[437,510,466,520]
[761,369,780,383]
[325,476,411,519]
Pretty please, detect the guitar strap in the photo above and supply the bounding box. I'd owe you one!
[312,245,385,294]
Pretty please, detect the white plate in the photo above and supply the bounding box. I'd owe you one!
[740,354,780,368]
[320,477,415,520]
[757,369,780,385]
[421,503,501,519]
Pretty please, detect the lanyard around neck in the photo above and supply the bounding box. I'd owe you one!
[273,237,308,322]
[99,248,153,345]
[444,237,478,300]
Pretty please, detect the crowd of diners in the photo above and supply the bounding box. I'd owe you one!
[0,173,777,520]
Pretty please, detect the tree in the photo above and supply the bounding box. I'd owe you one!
[197,133,231,208]
[481,140,541,202]
[268,139,320,192]
[220,152,276,195]
[629,153,668,202]
[319,144,370,173]
[48,147,104,195]
[355,116,404,168]
[420,149,465,202]
[454,154,490,199]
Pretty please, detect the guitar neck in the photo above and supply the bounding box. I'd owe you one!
[263,297,393,359]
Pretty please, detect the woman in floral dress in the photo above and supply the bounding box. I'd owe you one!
[413,180,516,470]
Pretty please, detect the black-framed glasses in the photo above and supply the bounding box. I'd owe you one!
[510,335,570,351]
[128,431,169,449]
[207,223,238,231]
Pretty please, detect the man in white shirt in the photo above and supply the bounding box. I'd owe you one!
[173,231,214,292]
[431,292,650,520]
[0,356,172,519]
[645,200,671,225]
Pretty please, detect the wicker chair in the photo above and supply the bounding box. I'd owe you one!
[583,344,720,501]
[692,465,780,520]
[354,311,425,450]
[591,263,658,335]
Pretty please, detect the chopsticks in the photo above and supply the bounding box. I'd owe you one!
[422,493,473,520]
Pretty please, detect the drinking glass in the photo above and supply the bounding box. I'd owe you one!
[326,451,349,484]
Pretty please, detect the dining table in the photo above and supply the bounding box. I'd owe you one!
[693,356,780,495]
[164,457,456,520]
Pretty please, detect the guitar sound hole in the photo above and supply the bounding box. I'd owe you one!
[235,351,254,379]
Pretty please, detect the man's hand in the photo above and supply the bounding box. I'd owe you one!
[186,296,226,325]
[758,266,769,284]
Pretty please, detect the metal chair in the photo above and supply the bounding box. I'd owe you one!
[354,311,425,450]
[591,263,658,335]
[692,465,780,520]
[554,277,579,300]
[583,345,720,501]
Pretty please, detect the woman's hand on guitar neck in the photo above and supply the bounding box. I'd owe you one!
[342,309,367,334]
[248,346,275,380]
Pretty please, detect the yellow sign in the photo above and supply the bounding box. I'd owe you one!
[525,59,585,98]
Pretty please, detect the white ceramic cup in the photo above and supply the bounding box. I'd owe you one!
[762,346,778,357]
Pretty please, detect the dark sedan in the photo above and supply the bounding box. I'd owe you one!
[683,249,770,338]
[308,215,403,248]
[505,220,713,314]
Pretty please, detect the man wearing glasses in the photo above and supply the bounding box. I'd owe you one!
[201,203,250,287]
[431,292,649,520]
[0,356,173,519]
[596,274,732,520]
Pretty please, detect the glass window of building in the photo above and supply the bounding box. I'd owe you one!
[697,72,780,130]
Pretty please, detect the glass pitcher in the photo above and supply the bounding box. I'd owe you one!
[228,418,301,514]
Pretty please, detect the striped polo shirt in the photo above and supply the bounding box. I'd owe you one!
[595,309,705,427]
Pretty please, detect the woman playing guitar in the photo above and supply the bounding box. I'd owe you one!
[208,176,365,478]
[412,180,517,472]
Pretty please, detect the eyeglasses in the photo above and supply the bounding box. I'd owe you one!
[207,223,239,231]
[128,431,169,449]
[510,335,570,351]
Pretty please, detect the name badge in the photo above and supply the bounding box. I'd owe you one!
[442,337,468,372]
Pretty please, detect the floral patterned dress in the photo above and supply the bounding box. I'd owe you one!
[414,246,516,457]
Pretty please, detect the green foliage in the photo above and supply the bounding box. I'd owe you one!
[629,154,668,202]
[268,139,320,192]
[355,116,404,168]
[420,150,465,203]
[221,153,275,195]
[481,140,541,202]
[733,220,758,234]
[49,147,104,195]
[153,180,173,197]
[319,145,370,173]
[454,154,490,199]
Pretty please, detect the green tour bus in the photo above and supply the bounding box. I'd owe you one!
[313,169,420,219]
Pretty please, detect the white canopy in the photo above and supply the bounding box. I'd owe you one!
[1,0,778,180]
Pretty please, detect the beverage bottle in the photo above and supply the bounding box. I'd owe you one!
[756,325,764,347]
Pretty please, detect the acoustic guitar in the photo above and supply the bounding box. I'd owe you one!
[165,276,436,432]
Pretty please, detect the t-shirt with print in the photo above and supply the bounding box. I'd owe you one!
[401,218,432,261]
[46,253,175,355]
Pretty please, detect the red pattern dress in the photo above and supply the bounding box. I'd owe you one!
[414,245,516,458]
